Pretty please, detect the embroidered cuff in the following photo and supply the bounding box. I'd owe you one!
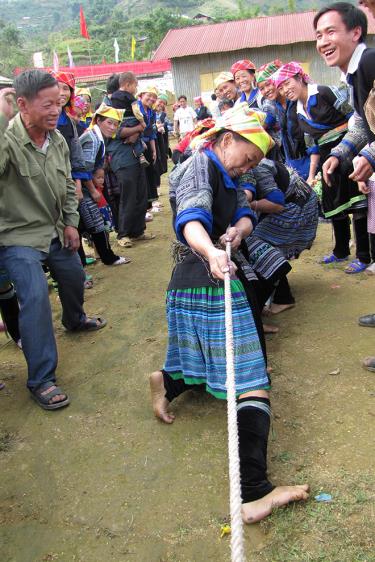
[307,145,319,155]
[72,171,91,180]
[232,207,257,227]
[359,150,375,170]
[265,190,285,205]
[175,208,213,245]
[240,182,256,194]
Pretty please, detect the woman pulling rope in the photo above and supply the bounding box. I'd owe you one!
[150,103,309,524]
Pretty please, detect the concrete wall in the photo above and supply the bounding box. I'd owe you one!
[171,37,375,103]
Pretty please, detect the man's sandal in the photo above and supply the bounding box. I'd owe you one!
[30,383,70,410]
[71,317,107,332]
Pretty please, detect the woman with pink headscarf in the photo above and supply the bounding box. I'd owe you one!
[193,96,211,121]
[231,59,282,158]
[273,61,370,272]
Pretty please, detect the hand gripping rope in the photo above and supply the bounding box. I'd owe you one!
[224,237,246,562]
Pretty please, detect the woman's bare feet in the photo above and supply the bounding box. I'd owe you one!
[149,370,175,424]
[269,303,295,315]
[242,484,309,524]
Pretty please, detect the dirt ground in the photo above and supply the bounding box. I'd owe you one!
[1,184,375,562]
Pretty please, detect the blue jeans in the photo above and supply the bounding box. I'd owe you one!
[0,239,86,390]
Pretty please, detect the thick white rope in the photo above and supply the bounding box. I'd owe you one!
[224,238,246,562]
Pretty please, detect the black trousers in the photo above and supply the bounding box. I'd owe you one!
[116,164,148,239]
[91,232,119,265]
[332,214,370,262]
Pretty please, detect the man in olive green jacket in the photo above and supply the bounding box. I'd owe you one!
[0,70,106,410]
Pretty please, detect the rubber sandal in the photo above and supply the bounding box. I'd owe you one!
[117,237,133,248]
[344,259,368,274]
[112,256,131,266]
[85,257,96,265]
[72,317,107,332]
[319,254,349,264]
[30,383,70,410]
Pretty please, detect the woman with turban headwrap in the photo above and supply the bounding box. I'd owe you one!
[231,59,257,106]
[213,71,239,103]
[137,85,160,211]
[75,86,93,127]
[231,59,282,157]
[255,61,311,180]
[193,95,211,121]
[150,102,309,523]
[273,61,370,273]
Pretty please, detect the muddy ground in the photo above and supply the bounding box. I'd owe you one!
[1,186,375,562]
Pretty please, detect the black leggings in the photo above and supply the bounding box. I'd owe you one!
[161,371,274,503]
[273,275,295,305]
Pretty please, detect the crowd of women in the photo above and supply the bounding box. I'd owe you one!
[150,1,375,525]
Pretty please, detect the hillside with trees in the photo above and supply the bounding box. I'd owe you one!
[0,0,352,75]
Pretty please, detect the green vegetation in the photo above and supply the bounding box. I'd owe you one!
[0,0,335,74]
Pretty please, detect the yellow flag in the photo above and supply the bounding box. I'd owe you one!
[131,36,136,61]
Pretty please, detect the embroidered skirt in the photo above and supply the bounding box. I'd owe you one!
[254,191,319,260]
[163,279,269,399]
[79,196,105,234]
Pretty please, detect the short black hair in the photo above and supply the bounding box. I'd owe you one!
[14,70,58,100]
[211,93,217,100]
[106,73,120,95]
[178,95,187,101]
[313,2,368,42]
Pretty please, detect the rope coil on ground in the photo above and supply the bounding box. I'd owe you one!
[225,238,246,562]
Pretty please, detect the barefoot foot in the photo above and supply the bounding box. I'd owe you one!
[242,484,309,524]
[269,303,295,315]
[149,370,175,424]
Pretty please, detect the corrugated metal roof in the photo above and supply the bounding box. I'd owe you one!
[153,10,375,60]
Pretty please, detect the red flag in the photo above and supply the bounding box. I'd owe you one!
[80,6,90,40]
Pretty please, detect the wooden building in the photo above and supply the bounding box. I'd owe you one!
[153,10,375,102]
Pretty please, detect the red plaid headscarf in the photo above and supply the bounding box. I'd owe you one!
[230,59,256,77]
[50,70,76,112]
[50,70,75,91]
[271,62,312,89]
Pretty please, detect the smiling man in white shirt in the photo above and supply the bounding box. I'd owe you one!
[173,95,197,138]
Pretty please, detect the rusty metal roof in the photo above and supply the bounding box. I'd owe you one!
[153,10,375,60]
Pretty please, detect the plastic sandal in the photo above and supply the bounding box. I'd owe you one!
[71,317,107,332]
[320,254,349,264]
[344,259,368,274]
[30,383,70,410]
[117,237,133,248]
[112,256,131,266]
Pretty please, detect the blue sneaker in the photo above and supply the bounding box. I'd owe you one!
[320,254,349,264]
